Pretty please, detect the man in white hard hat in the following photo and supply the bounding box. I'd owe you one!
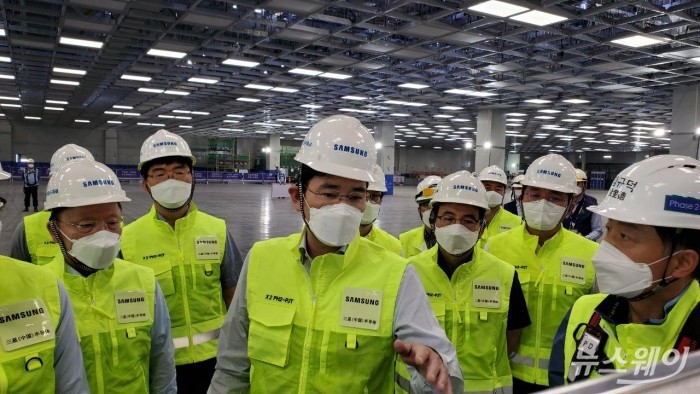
[550,155,700,386]
[396,170,530,394]
[43,159,175,393]
[400,175,442,258]
[562,169,603,241]
[486,154,598,393]
[360,164,401,255]
[11,144,95,265]
[121,129,244,393]
[22,158,39,212]
[0,163,90,393]
[477,165,522,246]
[504,174,524,217]
[209,115,462,393]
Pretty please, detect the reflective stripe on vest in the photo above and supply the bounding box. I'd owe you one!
[487,223,598,386]
[121,203,227,365]
[247,233,405,393]
[173,329,220,349]
[0,256,60,394]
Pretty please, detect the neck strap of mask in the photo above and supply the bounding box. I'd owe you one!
[628,235,680,302]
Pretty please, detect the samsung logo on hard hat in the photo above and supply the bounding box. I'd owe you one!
[47,188,59,196]
[333,144,368,158]
[537,169,561,178]
[302,140,312,148]
[83,179,115,187]
[66,155,86,161]
[488,171,501,177]
[152,141,177,148]
[453,184,479,192]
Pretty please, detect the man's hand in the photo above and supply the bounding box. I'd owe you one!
[394,339,453,394]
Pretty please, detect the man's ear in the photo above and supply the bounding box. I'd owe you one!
[289,184,302,213]
[671,249,700,280]
[141,179,150,195]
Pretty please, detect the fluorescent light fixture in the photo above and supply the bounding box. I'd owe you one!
[222,58,260,68]
[399,83,429,89]
[300,104,322,109]
[580,126,597,129]
[151,123,166,127]
[75,119,89,123]
[104,111,121,115]
[2,103,21,108]
[339,108,377,114]
[147,49,186,59]
[632,120,664,125]
[173,110,190,114]
[107,120,122,124]
[0,74,15,80]
[289,68,322,76]
[468,1,528,17]
[603,155,612,159]
[390,113,411,117]
[276,119,306,123]
[191,111,209,115]
[611,35,666,48]
[0,29,4,36]
[510,10,567,26]
[653,128,666,137]
[562,98,590,104]
[561,119,581,122]
[45,107,64,111]
[137,122,152,126]
[0,56,10,62]
[271,87,299,93]
[179,125,193,128]
[175,116,191,120]
[25,116,41,120]
[253,122,282,127]
[507,118,525,122]
[0,96,18,101]
[227,114,245,118]
[138,88,164,93]
[113,105,133,109]
[164,90,189,96]
[123,112,140,116]
[603,133,627,137]
[223,120,239,123]
[244,84,272,90]
[569,113,590,117]
[237,97,261,102]
[158,115,174,119]
[538,109,561,114]
[434,114,453,118]
[320,72,352,80]
[50,79,78,85]
[440,106,463,110]
[445,89,496,97]
[121,74,151,82]
[507,112,528,116]
[599,123,627,127]
[187,77,218,84]
[343,95,369,100]
[59,36,103,49]
[219,128,244,132]
[524,98,551,104]
[535,116,555,120]
[53,67,86,75]
[451,118,470,122]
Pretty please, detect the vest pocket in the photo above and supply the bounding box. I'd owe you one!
[35,243,58,265]
[148,259,175,296]
[249,301,296,367]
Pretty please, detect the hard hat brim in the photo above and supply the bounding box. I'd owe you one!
[479,176,507,186]
[430,197,490,210]
[0,170,10,180]
[301,160,375,183]
[368,184,388,192]
[138,153,196,171]
[588,203,700,230]
[522,179,579,194]
[44,194,132,210]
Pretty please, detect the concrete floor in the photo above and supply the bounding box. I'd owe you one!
[0,180,608,258]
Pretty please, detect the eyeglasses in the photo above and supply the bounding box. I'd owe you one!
[59,219,123,235]
[523,191,567,204]
[367,192,382,204]
[437,215,481,229]
[147,169,191,182]
[306,188,366,206]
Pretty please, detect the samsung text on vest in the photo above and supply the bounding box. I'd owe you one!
[0,307,45,323]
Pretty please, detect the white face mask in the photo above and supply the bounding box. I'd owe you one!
[523,199,566,231]
[361,201,381,225]
[435,224,479,255]
[307,203,362,247]
[486,191,504,208]
[61,229,121,270]
[150,179,192,209]
[421,209,432,227]
[513,188,522,199]
[592,241,679,299]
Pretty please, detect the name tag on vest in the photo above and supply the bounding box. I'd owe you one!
[340,288,383,331]
[472,279,501,309]
[195,236,220,260]
[0,299,55,351]
[115,291,149,324]
[560,257,587,285]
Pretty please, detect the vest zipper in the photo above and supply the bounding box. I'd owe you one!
[298,259,317,394]
[87,277,105,394]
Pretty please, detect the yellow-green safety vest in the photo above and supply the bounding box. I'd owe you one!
[396,246,515,394]
[480,208,522,247]
[0,256,61,394]
[246,232,406,393]
[45,256,156,394]
[563,281,700,384]
[24,211,60,265]
[365,225,402,255]
[121,203,227,365]
[399,226,429,258]
[487,224,598,386]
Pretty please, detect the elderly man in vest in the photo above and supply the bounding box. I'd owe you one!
[209,115,462,393]
[43,159,175,393]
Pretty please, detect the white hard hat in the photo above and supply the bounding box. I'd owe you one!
[512,174,525,188]
[50,144,94,174]
[430,170,489,210]
[416,175,442,203]
[368,164,387,192]
[0,162,9,180]
[478,165,507,186]
[26,158,35,164]
[294,115,377,182]
[522,154,579,194]
[589,155,700,230]
[44,159,131,210]
[139,129,196,170]
[575,169,587,182]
